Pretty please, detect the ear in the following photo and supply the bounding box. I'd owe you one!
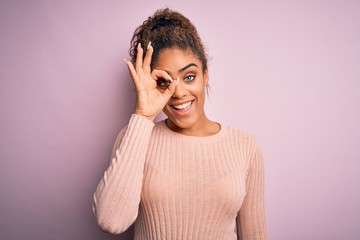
[203,70,209,86]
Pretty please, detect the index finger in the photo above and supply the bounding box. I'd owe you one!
[151,69,173,82]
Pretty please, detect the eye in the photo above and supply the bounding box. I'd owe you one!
[184,75,195,82]
[157,78,171,88]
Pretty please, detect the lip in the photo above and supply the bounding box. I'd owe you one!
[170,100,194,115]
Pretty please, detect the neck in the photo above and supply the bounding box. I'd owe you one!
[165,116,220,137]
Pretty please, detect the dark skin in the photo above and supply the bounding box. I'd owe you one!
[125,42,220,136]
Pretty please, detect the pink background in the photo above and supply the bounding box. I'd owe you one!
[1,1,359,239]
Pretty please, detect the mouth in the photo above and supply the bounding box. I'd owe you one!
[170,101,193,114]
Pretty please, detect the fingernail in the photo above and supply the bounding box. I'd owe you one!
[137,43,141,50]
[175,77,179,86]
[124,58,128,65]
[147,41,151,49]
[168,75,173,82]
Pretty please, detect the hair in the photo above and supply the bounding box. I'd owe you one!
[129,8,208,73]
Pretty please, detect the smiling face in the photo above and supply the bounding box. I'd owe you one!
[153,47,209,134]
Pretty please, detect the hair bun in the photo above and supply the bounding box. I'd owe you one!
[130,8,208,72]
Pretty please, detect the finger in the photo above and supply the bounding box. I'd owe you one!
[135,43,143,73]
[174,77,179,87]
[151,69,173,82]
[125,59,140,85]
[143,42,153,73]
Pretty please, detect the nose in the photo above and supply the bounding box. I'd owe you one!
[172,78,186,98]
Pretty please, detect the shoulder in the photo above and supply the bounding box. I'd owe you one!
[222,123,262,156]
[222,124,264,172]
[223,123,258,145]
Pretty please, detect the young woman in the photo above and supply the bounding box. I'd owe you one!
[93,8,268,240]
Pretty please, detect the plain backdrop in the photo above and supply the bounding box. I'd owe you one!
[1,0,359,239]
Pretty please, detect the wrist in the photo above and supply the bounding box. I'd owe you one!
[134,110,156,121]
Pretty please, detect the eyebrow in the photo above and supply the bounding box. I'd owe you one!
[162,63,198,77]
[178,63,198,73]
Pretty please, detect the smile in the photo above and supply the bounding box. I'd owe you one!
[171,101,193,113]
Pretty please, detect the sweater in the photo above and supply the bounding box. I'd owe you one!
[93,114,268,240]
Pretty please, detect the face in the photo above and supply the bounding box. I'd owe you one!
[153,47,209,132]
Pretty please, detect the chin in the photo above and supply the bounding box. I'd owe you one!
[166,115,198,130]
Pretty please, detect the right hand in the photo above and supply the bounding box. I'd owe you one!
[124,42,176,121]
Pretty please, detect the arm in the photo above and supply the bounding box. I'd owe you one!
[93,42,175,234]
[237,141,268,240]
[92,114,154,234]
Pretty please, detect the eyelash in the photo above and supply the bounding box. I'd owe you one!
[157,79,171,88]
[156,75,196,89]
[184,75,195,82]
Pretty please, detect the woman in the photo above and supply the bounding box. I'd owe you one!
[93,8,268,240]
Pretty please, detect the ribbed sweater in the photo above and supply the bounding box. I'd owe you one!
[93,114,268,240]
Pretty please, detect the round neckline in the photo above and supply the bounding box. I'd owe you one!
[159,119,226,143]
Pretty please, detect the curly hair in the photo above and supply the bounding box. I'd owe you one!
[129,8,208,73]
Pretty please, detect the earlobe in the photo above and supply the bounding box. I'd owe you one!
[203,70,209,86]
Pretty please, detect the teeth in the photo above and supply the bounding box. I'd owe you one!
[173,101,191,110]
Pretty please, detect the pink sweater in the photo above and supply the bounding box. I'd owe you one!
[93,114,268,239]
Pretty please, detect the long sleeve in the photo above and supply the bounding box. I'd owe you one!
[92,114,154,234]
[237,142,268,240]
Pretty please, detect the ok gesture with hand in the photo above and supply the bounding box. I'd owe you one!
[125,42,176,121]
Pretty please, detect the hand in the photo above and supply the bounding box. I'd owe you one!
[124,42,175,121]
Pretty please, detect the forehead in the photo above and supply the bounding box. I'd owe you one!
[154,47,202,70]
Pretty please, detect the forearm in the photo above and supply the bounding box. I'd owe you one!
[93,114,154,234]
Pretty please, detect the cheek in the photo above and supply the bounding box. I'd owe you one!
[190,84,206,99]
